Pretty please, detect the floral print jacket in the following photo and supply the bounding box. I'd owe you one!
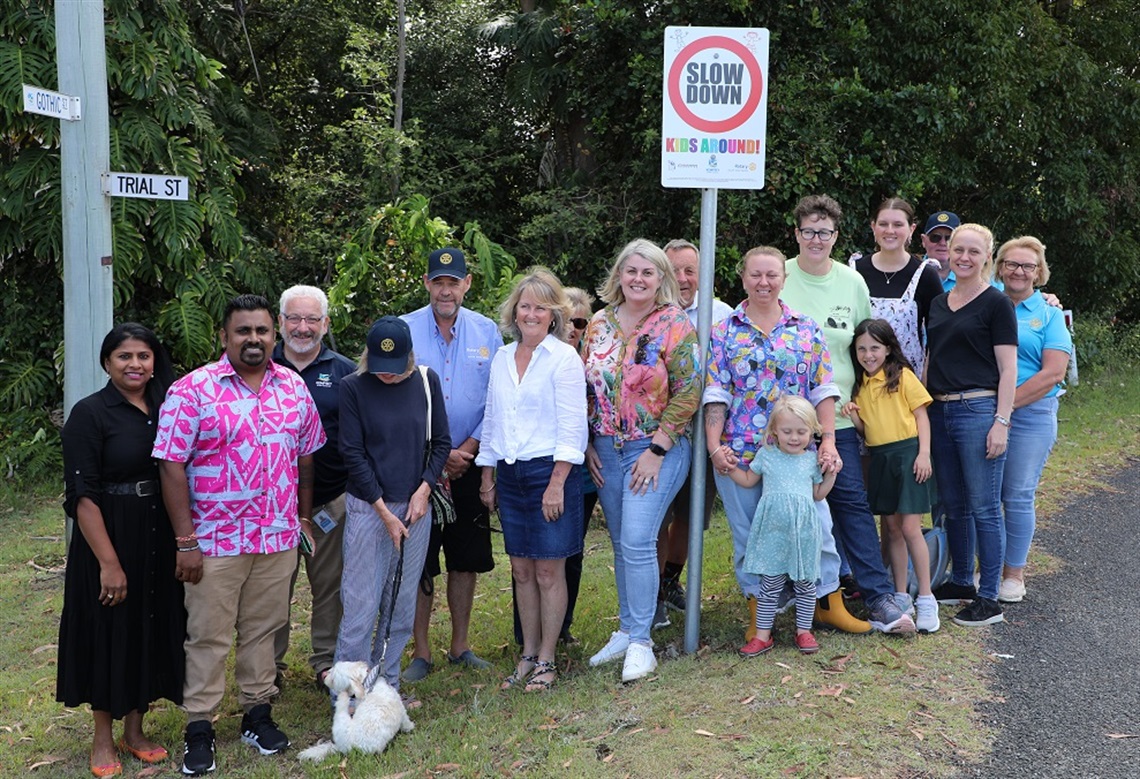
[584,303,701,445]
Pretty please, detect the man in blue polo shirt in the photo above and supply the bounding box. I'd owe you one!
[920,210,961,292]
[402,248,503,681]
[272,285,357,691]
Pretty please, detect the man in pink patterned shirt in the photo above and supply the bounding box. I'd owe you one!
[154,294,325,775]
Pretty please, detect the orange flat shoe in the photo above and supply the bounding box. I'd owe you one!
[90,758,122,777]
[117,738,169,763]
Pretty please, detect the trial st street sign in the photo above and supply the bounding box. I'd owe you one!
[103,172,189,201]
[23,84,81,121]
[661,27,769,189]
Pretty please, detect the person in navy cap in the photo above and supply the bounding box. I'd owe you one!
[921,210,962,292]
[335,316,451,694]
[401,248,503,683]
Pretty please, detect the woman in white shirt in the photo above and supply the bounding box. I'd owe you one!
[479,268,588,692]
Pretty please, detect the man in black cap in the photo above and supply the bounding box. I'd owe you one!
[921,210,961,292]
[401,248,503,682]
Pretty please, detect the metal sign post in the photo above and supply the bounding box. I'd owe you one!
[662,26,769,654]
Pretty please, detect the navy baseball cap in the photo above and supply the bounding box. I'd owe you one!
[923,211,961,234]
[426,248,468,280]
[366,316,412,374]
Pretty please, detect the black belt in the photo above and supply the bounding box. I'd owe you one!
[103,480,160,497]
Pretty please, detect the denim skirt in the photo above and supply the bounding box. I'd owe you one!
[497,457,584,559]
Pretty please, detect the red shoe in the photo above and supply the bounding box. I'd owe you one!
[795,631,819,654]
[117,738,168,764]
[739,636,775,657]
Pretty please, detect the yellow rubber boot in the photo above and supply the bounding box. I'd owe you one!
[814,589,872,634]
[744,595,758,642]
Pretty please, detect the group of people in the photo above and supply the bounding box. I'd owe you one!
[57,195,1070,776]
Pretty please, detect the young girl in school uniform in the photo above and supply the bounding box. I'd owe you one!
[729,395,837,657]
[843,318,940,633]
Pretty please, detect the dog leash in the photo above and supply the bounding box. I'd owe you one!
[363,535,405,693]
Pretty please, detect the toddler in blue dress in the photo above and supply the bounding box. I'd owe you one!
[727,395,837,656]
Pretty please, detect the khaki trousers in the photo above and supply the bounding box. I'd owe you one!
[274,494,346,675]
[182,548,296,719]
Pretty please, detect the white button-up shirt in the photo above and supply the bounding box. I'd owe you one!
[476,334,587,467]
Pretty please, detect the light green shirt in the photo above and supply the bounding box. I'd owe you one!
[781,258,872,430]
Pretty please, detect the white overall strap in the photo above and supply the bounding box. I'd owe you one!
[418,365,431,443]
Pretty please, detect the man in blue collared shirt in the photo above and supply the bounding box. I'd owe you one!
[271,285,357,692]
[921,210,961,292]
[402,248,503,682]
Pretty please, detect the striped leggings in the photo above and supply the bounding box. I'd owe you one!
[755,575,814,632]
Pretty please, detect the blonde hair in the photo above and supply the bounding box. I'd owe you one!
[596,238,680,307]
[764,395,821,446]
[498,267,571,341]
[995,235,1050,286]
[737,245,787,276]
[564,286,595,315]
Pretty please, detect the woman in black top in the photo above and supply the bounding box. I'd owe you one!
[58,324,186,776]
[925,224,1017,628]
[336,316,450,691]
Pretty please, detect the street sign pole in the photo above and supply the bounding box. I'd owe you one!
[683,186,718,654]
[57,0,114,418]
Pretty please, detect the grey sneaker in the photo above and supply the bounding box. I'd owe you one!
[447,649,491,670]
[661,579,686,612]
[866,593,916,634]
[892,592,915,617]
[915,595,941,634]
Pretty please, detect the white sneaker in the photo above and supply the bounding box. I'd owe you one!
[621,642,657,683]
[589,630,630,667]
[998,578,1026,603]
[915,595,940,634]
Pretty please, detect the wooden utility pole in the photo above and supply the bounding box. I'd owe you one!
[57,0,114,417]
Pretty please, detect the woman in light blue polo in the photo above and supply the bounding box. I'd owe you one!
[993,237,1071,604]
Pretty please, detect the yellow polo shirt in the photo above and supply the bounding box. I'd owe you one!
[853,368,932,446]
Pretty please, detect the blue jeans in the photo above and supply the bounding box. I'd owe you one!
[1002,396,1058,569]
[594,436,690,644]
[929,398,1006,600]
[827,428,894,601]
[713,467,841,600]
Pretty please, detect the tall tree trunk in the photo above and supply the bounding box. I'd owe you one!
[391,0,407,199]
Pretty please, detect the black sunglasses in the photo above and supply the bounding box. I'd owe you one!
[927,233,951,244]
[634,334,651,364]
[570,317,589,329]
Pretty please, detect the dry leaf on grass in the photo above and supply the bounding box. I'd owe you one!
[28,756,64,770]
[740,695,756,704]
[817,683,849,697]
[31,644,56,654]
[602,753,615,763]
[694,729,717,737]
[137,767,166,777]
[432,763,461,771]
[780,675,792,684]
[910,728,925,741]
[1106,733,1140,739]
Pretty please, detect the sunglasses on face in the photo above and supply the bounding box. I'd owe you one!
[570,317,589,329]
[926,233,952,244]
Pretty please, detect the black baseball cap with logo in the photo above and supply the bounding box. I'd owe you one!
[427,248,468,280]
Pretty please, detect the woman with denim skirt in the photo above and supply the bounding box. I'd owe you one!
[582,238,701,683]
[993,237,1071,604]
[478,269,588,693]
[926,224,1018,626]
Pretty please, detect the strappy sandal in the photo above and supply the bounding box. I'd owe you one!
[500,655,538,691]
[524,660,557,692]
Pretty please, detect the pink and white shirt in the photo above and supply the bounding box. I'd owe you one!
[152,354,326,557]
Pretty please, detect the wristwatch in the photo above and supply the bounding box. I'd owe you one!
[648,442,668,457]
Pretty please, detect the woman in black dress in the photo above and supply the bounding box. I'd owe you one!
[57,324,186,777]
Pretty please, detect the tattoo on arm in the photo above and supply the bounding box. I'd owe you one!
[704,403,726,428]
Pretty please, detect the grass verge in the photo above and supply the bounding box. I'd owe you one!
[2,367,1137,778]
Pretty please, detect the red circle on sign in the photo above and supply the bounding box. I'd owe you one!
[667,36,763,134]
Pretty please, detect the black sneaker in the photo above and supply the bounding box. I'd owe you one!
[932,581,978,606]
[651,600,671,630]
[240,703,290,755]
[661,579,686,612]
[182,720,216,776]
[952,597,1004,627]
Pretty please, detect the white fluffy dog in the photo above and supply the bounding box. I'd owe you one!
[299,661,414,762]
